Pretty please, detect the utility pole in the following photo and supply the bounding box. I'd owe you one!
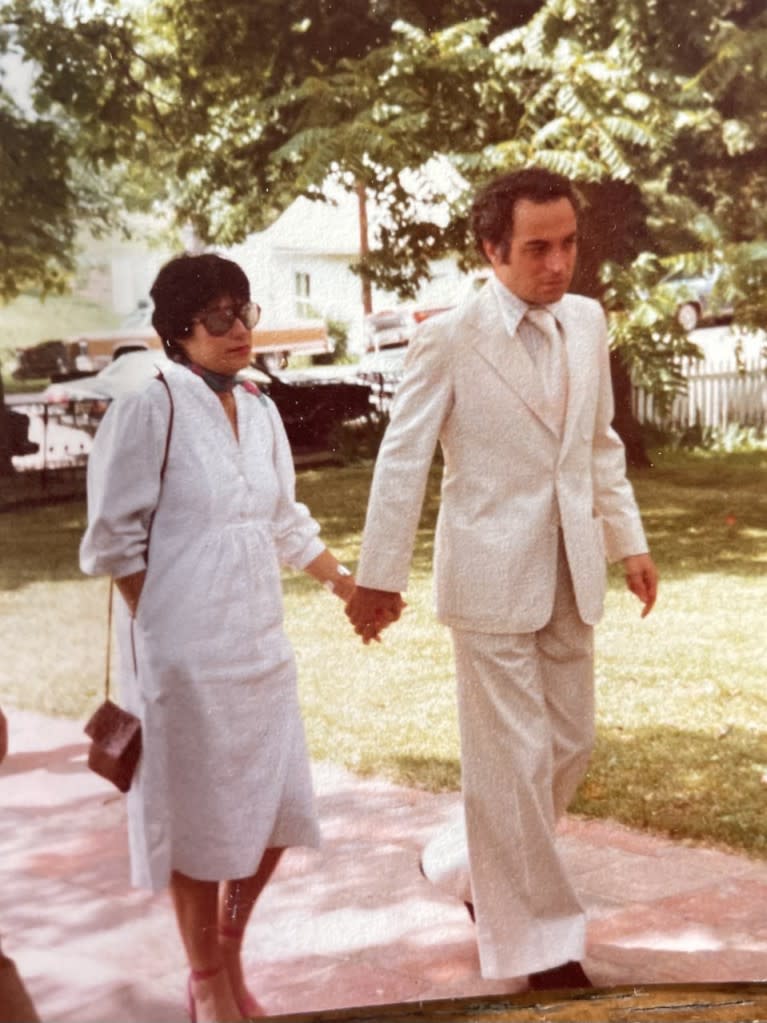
[356,179,373,316]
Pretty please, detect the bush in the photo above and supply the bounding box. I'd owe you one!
[642,420,766,454]
[313,317,351,365]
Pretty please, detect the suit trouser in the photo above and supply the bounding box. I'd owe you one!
[451,536,595,979]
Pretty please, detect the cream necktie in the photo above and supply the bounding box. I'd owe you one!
[524,307,568,436]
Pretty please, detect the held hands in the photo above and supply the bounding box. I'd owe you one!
[622,553,659,618]
[345,585,406,645]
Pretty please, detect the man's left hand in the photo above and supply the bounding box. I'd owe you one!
[346,585,405,644]
[622,553,658,617]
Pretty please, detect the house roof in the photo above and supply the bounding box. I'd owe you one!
[264,193,363,256]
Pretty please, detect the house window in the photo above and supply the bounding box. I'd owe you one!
[295,272,312,318]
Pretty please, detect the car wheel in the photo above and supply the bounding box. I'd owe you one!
[677,302,700,332]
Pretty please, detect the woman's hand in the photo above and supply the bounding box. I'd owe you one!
[329,572,356,604]
[303,549,355,603]
[114,570,146,618]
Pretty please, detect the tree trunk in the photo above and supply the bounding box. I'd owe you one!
[571,181,653,468]
[0,373,15,477]
[356,180,373,316]
[610,350,651,468]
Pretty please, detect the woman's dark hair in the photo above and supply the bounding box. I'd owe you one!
[150,253,251,359]
[470,167,580,263]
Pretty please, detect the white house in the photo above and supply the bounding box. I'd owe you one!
[88,188,470,355]
[229,188,468,353]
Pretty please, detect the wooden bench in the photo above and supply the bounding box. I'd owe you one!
[267,984,767,1023]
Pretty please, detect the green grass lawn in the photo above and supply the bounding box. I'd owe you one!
[0,449,765,856]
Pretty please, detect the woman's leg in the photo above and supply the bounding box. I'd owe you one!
[170,870,244,1022]
[218,848,284,1016]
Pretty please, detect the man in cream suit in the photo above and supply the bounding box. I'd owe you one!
[346,167,658,990]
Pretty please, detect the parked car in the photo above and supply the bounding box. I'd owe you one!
[42,349,371,453]
[12,339,70,380]
[662,267,734,331]
[361,274,489,355]
[6,408,39,456]
[17,315,334,383]
[14,330,163,381]
[363,306,451,353]
[264,373,373,450]
[42,349,176,406]
[355,346,408,413]
[118,299,334,372]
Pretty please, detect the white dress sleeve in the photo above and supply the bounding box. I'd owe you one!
[264,398,324,570]
[80,385,169,578]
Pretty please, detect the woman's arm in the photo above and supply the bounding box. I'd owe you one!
[261,397,355,600]
[80,387,167,581]
[302,549,355,603]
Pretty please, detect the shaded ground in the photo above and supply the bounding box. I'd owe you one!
[1,709,766,1022]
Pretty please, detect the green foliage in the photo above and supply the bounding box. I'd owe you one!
[4,0,767,412]
[0,97,78,298]
[0,0,166,298]
[600,253,703,411]
[644,421,766,456]
[316,316,351,364]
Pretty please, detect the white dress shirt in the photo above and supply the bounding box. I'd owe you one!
[490,275,569,435]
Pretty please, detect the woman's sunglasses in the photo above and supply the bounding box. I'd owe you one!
[192,301,261,337]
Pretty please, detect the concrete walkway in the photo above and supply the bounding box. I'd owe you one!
[2,709,766,1022]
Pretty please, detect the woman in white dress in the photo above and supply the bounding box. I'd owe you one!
[80,253,356,1023]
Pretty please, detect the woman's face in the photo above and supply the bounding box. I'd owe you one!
[179,294,254,375]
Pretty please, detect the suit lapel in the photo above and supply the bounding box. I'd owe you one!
[468,285,557,435]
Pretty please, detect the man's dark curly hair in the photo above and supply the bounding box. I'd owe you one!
[150,253,251,359]
[470,167,580,263]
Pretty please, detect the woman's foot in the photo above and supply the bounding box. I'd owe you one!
[218,925,264,1019]
[188,965,245,1023]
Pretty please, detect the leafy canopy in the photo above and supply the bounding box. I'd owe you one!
[3,0,766,397]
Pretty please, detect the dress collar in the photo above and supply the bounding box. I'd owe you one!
[180,361,265,399]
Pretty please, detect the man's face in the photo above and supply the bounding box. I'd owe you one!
[483,196,578,305]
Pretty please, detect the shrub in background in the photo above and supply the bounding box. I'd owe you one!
[313,317,351,365]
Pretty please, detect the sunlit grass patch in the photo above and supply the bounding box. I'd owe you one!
[0,449,765,855]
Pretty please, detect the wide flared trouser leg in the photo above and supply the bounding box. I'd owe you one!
[451,540,595,979]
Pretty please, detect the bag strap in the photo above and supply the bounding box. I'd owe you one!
[144,370,175,562]
[103,370,175,700]
[105,577,114,701]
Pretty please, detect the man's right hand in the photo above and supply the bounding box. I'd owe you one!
[345,585,406,645]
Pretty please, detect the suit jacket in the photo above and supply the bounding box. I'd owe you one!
[356,283,648,633]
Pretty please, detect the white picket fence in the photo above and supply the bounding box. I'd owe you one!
[632,355,767,432]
